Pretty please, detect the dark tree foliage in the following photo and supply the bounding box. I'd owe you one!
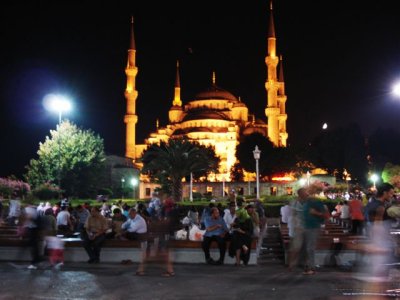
[140,138,220,202]
[368,127,400,174]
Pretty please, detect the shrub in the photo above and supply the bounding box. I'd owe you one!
[32,182,61,200]
[0,177,30,198]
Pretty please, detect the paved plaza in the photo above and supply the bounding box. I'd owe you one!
[1,260,400,300]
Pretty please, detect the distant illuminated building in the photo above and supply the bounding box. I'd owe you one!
[124,4,288,181]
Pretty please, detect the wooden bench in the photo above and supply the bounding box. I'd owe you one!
[0,234,258,265]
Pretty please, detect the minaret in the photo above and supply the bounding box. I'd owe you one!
[124,17,139,159]
[277,55,288,146]
[168,60,183,123]
[265,1,286,147]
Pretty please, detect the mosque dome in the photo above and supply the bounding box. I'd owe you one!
[193,84,238,102]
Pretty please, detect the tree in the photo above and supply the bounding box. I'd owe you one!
[25,120,106,198]
[140,138,220,202]
[382,163,400,189]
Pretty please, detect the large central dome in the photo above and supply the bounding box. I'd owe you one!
[193,84,238,102]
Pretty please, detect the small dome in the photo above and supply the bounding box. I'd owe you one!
[194,84,238,102]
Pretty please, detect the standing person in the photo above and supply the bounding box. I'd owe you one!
[6,194,21,225]
[280,201,291,225]
[22,203,42,269]
[362,182,395,279]
[201,207,228,265]
[302,194,328,275]
[56,206,73,236]
[348,196,364,235]
[287,188,307,271]
[82,207,108,264]
[147,192,161,219]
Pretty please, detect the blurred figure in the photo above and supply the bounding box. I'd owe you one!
[287,188,307,271]
[302,191,328,275]
[45,236,65,269]
[349,196,364,235]
[280,201,291,225]
[22,203,43,269]
[361,182,395,280]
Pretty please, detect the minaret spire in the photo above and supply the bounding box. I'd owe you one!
[212,71,216,85]
[124,16,139,159]
[268,1,276,39]
[129,16,136,50]
[265,1,287,147]
[169,60,183,123]
[172,60,182,106]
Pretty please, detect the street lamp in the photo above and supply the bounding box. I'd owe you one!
[370,174,379,190]
[253,145,261,200]
[131,178,138,200]
[189,172,193,202]
[45,94,72,198]
[121,178,125,200]
[46,94,72,124]
[306,171,311,187]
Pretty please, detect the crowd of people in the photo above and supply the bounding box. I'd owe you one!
[284,182,399,279]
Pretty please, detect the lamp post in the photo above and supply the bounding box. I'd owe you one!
[46,94,72,198]
[222,176,226,197]
[131,178,138,200]
[253,145,261,200]
[121,178,125,200]
[306,171,311,187]
[189,172,193,202]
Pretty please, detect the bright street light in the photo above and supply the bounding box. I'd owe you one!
[121,178,125,200]
[253,145,261,200]
[44,94,72,124]
[392,82,400,97]
[370,174,379,190]
[131,178,138,199]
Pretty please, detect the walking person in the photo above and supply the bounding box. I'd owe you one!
[302,193,328,275]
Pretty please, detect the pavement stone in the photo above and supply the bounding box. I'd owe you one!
[1,261,400,299]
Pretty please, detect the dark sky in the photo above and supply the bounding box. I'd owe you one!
[1,0,400,178]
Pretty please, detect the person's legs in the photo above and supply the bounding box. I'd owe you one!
[92,234,106,262]
[303,228,319,273]
[202,236,213,263]
[215,236,226,264]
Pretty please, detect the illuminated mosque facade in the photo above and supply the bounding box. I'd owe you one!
[123,4,288,183]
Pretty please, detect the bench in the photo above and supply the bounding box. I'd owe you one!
[0,235,258,265]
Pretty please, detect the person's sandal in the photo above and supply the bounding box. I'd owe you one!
[135,270,145,276]
[302,270,316,275]
[161,271,175,277]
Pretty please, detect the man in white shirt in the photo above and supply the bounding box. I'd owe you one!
[280,202,291,225]
[121,208,147,241]
[223,202,237,237]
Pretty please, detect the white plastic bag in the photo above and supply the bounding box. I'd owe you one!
[189,224,205,241]
[174,229,188,240]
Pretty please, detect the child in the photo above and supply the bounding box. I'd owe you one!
[46,236,65,269]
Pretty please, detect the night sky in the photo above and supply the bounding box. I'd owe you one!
[1,0,400,178]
